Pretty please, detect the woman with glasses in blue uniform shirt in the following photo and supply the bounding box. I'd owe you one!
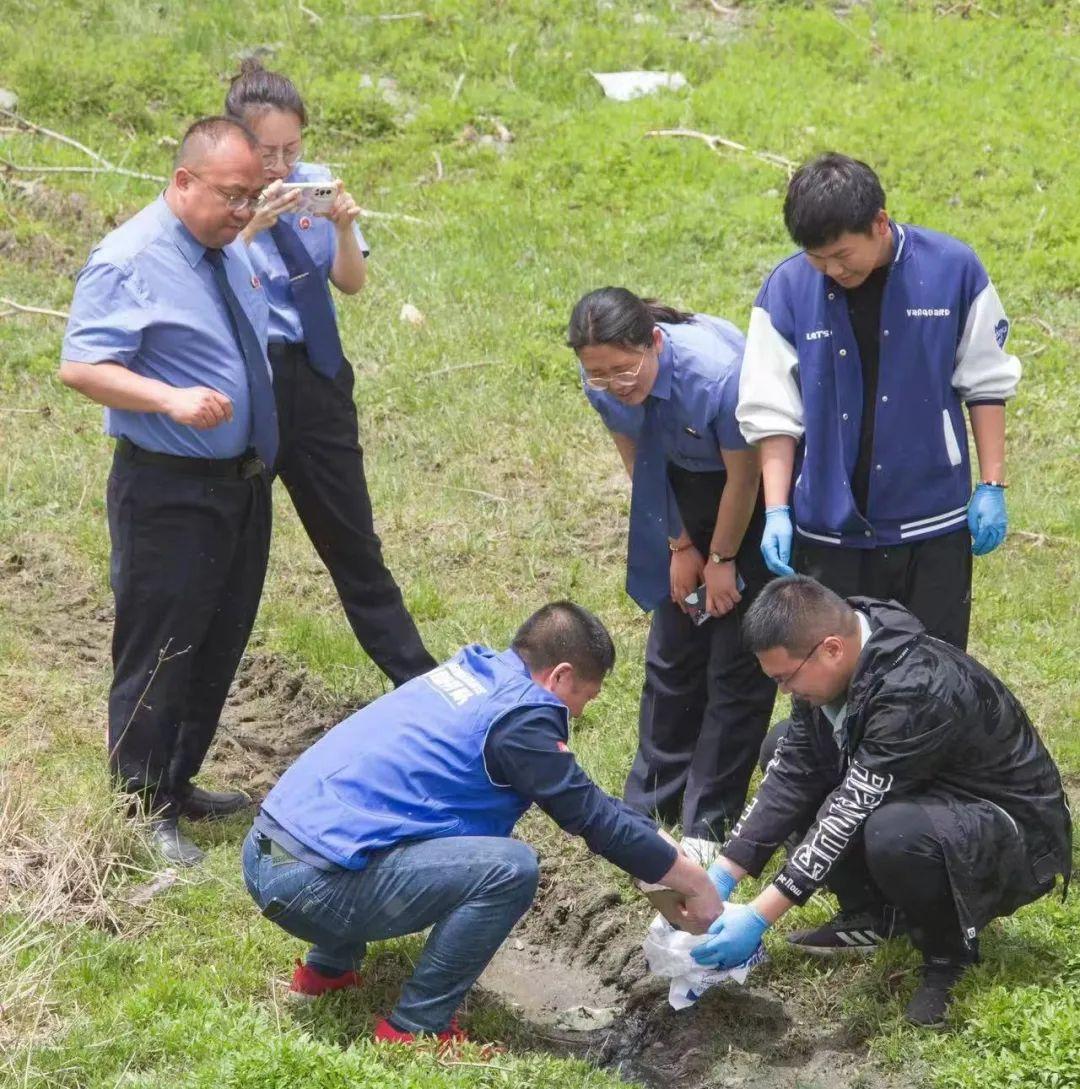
[225,60,435,687]
[569,287,776,864]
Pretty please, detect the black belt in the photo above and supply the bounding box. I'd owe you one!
[116,437,266,479]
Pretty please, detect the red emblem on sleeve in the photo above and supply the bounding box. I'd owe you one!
[298,216,312,231]
[250,274,261,290]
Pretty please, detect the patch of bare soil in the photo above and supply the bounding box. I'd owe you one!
[479,856,907,1089]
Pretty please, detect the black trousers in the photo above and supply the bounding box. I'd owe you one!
[106,445,272,815]
[624,467,777,841]
[759,723,969,959]
[794,527,972,650]
[270,343,436,686]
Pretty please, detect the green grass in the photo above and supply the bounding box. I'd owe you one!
[1,1,1078,1087]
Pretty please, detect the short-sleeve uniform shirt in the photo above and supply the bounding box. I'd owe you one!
[246,162,370,344]
[61,196,269,459]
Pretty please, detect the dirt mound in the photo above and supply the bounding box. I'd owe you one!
[0,548,352,800]
[207,655,355,798]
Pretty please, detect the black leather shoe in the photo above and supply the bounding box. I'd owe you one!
[148,818,206,867]
[178,785,252,821]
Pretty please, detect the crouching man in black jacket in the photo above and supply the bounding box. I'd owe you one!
[693,575,1071,1026]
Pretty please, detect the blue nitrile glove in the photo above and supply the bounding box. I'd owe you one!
[967,483,1008,556]
[761,505,795,576]
[691,903,770,969]
[707,861,740,902]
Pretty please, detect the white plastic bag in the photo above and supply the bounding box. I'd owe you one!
[591,71,688,101]
[641,911,767,1010]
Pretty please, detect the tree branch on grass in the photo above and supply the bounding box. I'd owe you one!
[0,108,167,183]
[644,128,795,173]
[0,296,69,320]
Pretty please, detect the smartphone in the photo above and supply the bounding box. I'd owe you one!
[274,181,336,215]
[684,572,746,626]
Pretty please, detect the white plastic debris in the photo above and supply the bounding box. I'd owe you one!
[554,1004,619,1032]
[591,71,688,101]
[399,302,426,327]
[642,912,766,1010]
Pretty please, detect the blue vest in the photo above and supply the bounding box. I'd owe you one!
[755,224,998,547]
[260,645,568,869]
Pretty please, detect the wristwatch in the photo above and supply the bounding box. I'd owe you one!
[709,552,737,564]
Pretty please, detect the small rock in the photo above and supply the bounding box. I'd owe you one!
[513,939,526,951]
[399,303,425,327]
[0,88,17,112]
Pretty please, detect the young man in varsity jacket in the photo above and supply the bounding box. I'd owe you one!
[737,153,1019,649]
[692,577,1071,1027]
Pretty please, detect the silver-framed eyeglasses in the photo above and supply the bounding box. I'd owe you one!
[186,170,261,211]
[582,345,649,391]
[260,142,303,168]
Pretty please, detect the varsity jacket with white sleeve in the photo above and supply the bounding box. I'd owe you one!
[736,223,1020,549]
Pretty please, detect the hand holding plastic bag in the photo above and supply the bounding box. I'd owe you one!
[642,911,767,1010]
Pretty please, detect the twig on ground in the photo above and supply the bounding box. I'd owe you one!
[357,10,425,20]
[0,156,165,183]
[0,108,166,183]
[1013,530,1068,547]
[451,73,466,101]
[435,483,509,504]
[0,296,69,320]
[644,128,795,172]
[708,0,741,15]
[417,360,491,380]
[1014,315,1056,338]
[358,205,426,224]
[298,1,322,23]
[432,150,444,181]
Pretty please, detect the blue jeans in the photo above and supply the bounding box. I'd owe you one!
[241,827,539,1033]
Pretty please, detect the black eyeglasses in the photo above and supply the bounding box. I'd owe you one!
[770,638,826,689]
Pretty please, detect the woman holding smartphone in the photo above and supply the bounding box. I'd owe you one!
[568,287,776,864]
[225,60,435,687]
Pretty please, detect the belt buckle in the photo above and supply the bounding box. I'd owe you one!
[240,456,266,479]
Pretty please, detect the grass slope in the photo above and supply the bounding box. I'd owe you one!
[1,2,1077,1087]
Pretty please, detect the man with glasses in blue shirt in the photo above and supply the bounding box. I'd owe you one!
[60,116,276,866]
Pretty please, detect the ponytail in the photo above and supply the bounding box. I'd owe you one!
[567,287,693,351]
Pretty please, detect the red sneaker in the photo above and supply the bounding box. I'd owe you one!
[288,959,362,998]
[372,1016,470,1046]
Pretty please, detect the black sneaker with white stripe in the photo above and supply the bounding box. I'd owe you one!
[785,908,901,956]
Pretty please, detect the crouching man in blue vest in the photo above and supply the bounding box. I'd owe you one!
[242,601,724,1045]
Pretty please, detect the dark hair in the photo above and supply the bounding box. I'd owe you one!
[783,153,886,250]
[175,115,259,169]
[225,58,307,126]
[742,575,857,656]
[512,601,616,682]
[566,287,694,352]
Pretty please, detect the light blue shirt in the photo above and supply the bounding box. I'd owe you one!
[583,315,749,469]
[246,162,369,343]
[61,196,270,459]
